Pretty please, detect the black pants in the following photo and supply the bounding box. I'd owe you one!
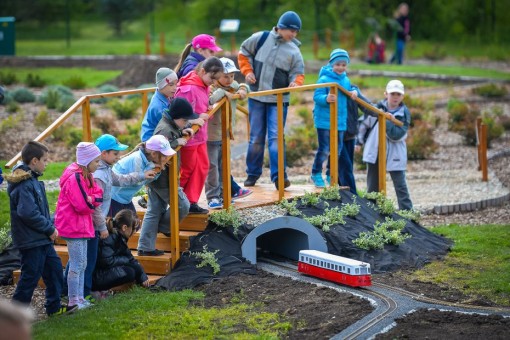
[92,262,143,291]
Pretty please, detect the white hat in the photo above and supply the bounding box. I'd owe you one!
[145,135,176,157]
[219,57,239,74]
[386,80,405,94]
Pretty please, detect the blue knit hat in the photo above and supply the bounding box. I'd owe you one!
[277,11,302,31]
[329,48,350,65]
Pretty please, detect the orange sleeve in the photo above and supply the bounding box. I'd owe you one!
[294,74,305,86]
[238,53,254,76]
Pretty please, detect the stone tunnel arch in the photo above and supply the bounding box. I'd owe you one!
[241,216,328,264]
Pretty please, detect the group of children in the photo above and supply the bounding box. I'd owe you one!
[6,9,413,317]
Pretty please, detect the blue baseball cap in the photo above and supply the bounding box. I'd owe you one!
[95,134,129,151]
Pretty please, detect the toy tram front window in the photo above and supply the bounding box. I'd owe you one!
[355,268,359,274]
[347,268,351,274]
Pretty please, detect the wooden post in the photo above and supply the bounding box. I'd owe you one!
[329,86,338,186]
[313,32,319,60]
[159,32,165,56]
[277,93,285,200]
[325,28,332,50]
[221,100,232,209]
[214,28,220,42]
[480,124,488,182]
[169,156,180,267]
[230,34,236,55]
[476,117,482,170]
[82,98,92,142]
[378,115,387,194]
[145,33,151,55]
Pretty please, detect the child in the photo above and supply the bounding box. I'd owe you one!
[6,141,71,316]
[140,68,178,142]
[206,57,252,209]
[175,34,222,78]
[390,3,411,65]
[92,209,149,294]
[110,134,176,218]
[174,56,224,214]
[139,98,197,256]
[238,11,305,189]
[356,79,413,210]
[366,32,386,64]
[311,48,358,188]
[54,142,103,310]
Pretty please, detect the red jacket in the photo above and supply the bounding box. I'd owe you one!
[174,71,210,147]
[55,163,103,239]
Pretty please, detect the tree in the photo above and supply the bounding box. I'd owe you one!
[100,0,135,37]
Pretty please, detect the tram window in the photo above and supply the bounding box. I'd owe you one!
[347,268,351,274]
[300,255,304,261]
[355,268,359,274]
[312,259,315,265]
[334,265,338,271]
[368,268,371,274]
[360,268,367,274]
[320,261,324,267]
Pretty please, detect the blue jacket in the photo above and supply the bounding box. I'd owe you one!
[140,91,170,142]
[6,163,55,250]
[177,52,205,79]
[313,66,356,131]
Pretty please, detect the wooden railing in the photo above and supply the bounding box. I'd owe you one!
[6,83,401,268]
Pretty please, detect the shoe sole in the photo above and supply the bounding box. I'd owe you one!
[232,190,253,201]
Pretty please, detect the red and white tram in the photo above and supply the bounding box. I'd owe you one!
[298,250,372,287]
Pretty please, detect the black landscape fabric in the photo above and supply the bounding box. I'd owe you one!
[155,189,452,291]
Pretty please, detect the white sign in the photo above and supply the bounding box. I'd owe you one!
[220,19,240,33]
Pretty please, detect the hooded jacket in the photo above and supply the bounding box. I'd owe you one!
[54,163,103,239]
[174,71,210,147]
[358,99,411,171]
[313,65,358,131]
[6,163,55,250]
[93,231,148,289]
[140,90,170,142]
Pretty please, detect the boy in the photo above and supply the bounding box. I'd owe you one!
[206,57,253,209]
[311,48,359,189]
[238,11,305,189]
[138,98,195,256]
[6,141,72,316]
[356,79,413,210]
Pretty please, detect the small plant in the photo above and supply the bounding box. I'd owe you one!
[65,127,102,147]
[0,71,18,85]
[52,123,73,142]
[0,90,14,106]
[94,115,118,133]
[38,85,74,107]
[108,98,140,119]
[305,206,346,232]
[319,185,342,201]
[34,109,51,129]
[340,199,360,217]
[407,120,438,160]
[44,88,60,109]
[10,87,36,103]
[25,73,47,88]
[300,191,321,207]
[481,108,505,147]
[56,95,76,113]
[447,99,479,146]
[277,198,302,217]
[191,245,220,275]
[0,113,24,133]
[472,84,508,98]
[92,84,120,104]
[361,191,396,215]
[396,209,421,222]
[63,75,88,90]
[6,101,20,113]
[353,217,411,250]
[0,223,12,254]
[208,206,243,234]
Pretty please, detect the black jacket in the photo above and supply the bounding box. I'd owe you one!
[6,163,55,250]
[93,232,148,287]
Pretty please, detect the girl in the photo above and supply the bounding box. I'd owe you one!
[92,209,149,295]
[110,134,175,218]
[174,34,222,79]
[55,142,103,310]
[174,56,224,213]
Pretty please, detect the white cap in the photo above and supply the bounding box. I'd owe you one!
[219,57,239,74]
[386,79,405,94]
[145,135,176,157]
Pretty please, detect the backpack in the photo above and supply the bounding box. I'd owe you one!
[254,31,270,57]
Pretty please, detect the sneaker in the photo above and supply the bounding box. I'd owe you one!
[138,196,148,209]
[138,249,165,256]
[189,203,209,214]
[208,198,223,209]
[274,178,291,190]
[48,304,78,316]
[232,188,253,200]
[244,175,259,187]
[77,300,92,310]
[310,173,326,188]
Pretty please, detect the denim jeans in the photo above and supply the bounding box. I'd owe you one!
[391,39,406,64]
[206,141,241,200]
[138,186,190,252]
[12,244,63,315]
[63,231,98,297]
[246,99,288,183]
[312,128,345,176]
[338,139,357,194]
[367,161,413,210]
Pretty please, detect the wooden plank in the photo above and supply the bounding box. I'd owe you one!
[127,230,198,252]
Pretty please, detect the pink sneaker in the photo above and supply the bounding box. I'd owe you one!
[232,188,253,201]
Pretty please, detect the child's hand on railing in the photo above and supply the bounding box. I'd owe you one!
[189,117,205,126]
[326,94,337,103]
[350,90,358,99]
[182,128,194,137]
[289,81,299,87]
[224,91,235,100]
[177,137,188,146]
[237,89,247,99]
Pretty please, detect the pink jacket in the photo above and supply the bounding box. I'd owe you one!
[55,163,103,239]
[174,71,210,147]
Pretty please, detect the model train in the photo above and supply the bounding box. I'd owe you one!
[297,250,372,287]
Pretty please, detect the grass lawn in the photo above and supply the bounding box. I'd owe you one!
[32,287,290,339]
[413,224,510,305]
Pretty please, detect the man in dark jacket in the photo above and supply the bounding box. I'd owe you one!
[6,141,71,316]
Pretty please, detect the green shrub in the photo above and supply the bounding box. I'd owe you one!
[304,206,346,232]
[0,71,18,85]
[447,99,479,146]
[65,127,102,147]
[44,88,60,109]
[191,245,220,275]
[63,75,87,89]
[277,198,302,217]
[300,191,321,207]
[6,101,20,113]
[422,45,447,61]
[407,121,438,160]
[34,109,51,129]
[472,84,508,98]
[94,115,118,133]
[481,109,505,147]
[56,95,77,113]
[0,223,12,254]
[108,98,140,120]
[353,217,411,250]
[498,114,510,131]
[52,123,73,142]
[10,87,36,103]
[208,207,243,235]
[360,190,396,215]
[92,84,120,104]
[25,73,47,88]
[0,113,24,133]
[319,185,342,201]
[0,90,14,106]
